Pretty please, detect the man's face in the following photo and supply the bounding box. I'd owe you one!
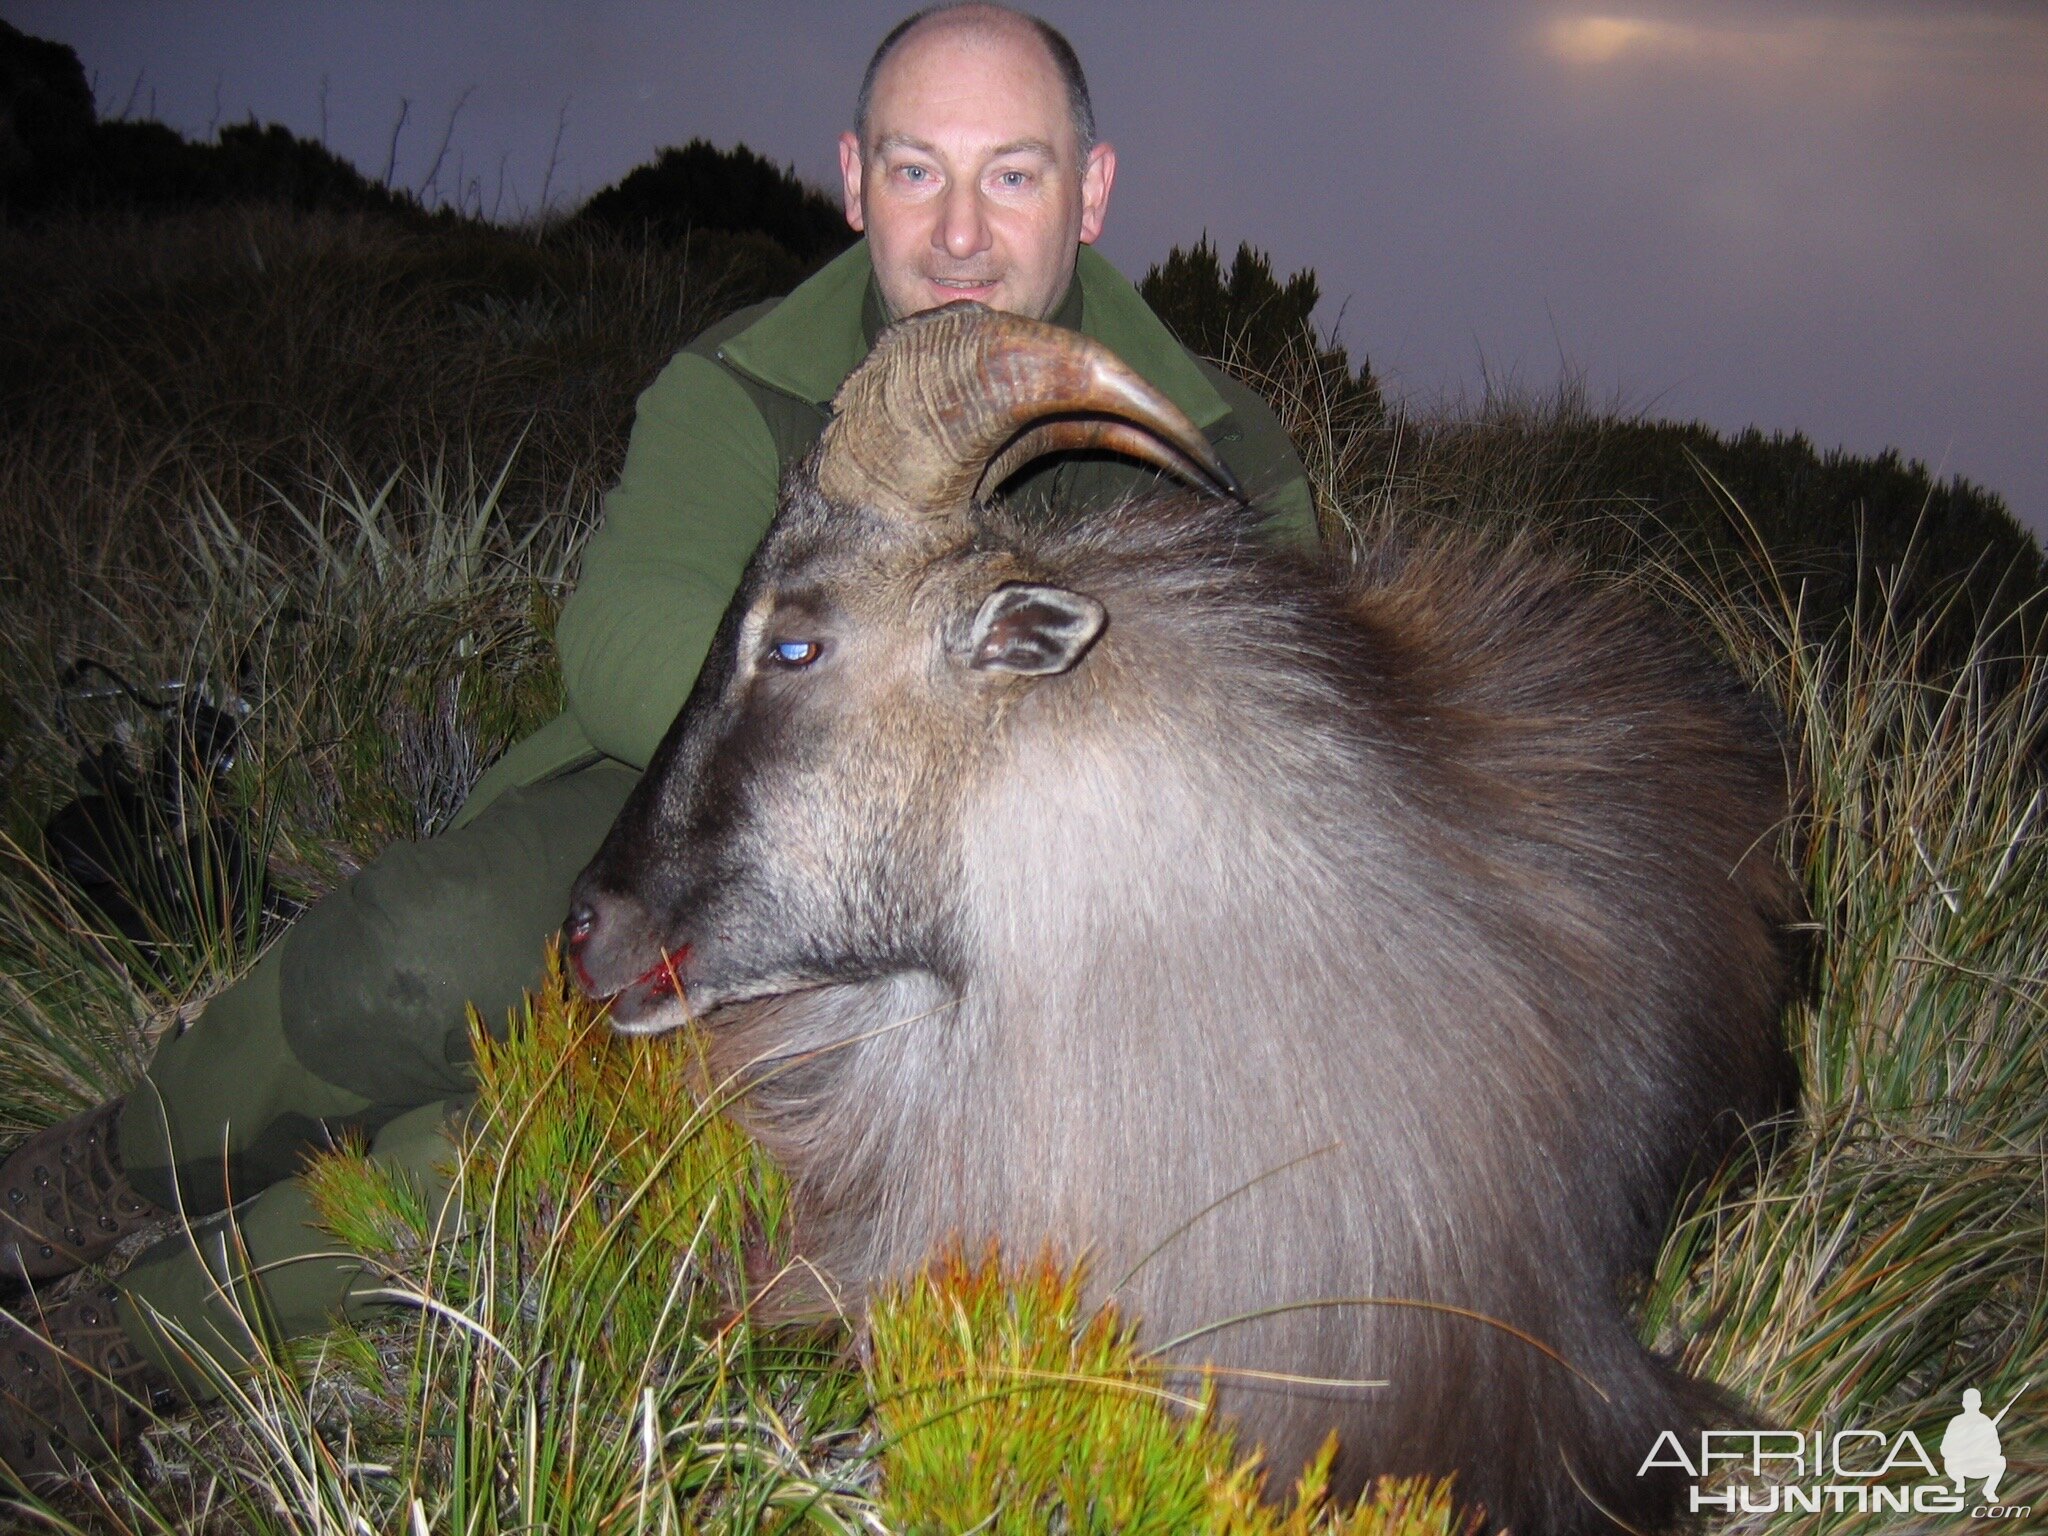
[840,21,1115,323]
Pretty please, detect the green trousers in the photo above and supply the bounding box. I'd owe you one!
[110,760,639,1396]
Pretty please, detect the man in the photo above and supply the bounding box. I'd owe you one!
[0,2,1313,1485]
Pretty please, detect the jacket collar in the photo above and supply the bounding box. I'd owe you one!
[716,242,1230,431]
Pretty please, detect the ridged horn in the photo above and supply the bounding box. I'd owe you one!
[815,301,1242,523]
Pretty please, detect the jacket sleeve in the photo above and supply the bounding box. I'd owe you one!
[1200,360,1321,550]
[554,352,782,769]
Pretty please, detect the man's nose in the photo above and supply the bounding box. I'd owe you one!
[937,180,991,260]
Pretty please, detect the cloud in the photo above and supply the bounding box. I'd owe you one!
[1546,15,1702,65]
[1543,5,2048,88]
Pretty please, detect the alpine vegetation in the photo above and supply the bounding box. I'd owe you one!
[565,304,1801,1533]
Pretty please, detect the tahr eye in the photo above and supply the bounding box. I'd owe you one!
[771,639,823,667]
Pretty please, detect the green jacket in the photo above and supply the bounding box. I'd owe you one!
[456,241,1315,826]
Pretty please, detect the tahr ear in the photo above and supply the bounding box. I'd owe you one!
[962,583,1107,676]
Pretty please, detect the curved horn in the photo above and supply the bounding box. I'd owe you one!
[816,301,1242,523]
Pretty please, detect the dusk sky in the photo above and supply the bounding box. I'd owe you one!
[10,1,2046,541]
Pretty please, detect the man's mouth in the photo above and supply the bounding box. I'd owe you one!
[929,275,999,296]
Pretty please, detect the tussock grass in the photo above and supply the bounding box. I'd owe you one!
[1640,545,2047,1531]
[0,443,581,1134]
[0,207,2040,1530]
[1227,327,1613,552]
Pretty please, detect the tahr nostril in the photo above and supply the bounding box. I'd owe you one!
[565,904,597,949]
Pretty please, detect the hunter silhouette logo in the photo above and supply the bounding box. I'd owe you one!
[1941,1386,2020,1509]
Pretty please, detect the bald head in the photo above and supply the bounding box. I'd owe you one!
[855,5,1096,157]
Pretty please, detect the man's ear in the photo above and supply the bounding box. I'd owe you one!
[839,131,866,232]
[961,584,1107,676]
[1079,141,1115,245]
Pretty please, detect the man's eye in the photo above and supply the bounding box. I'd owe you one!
[996,170,1030,188]
[899,165,932,183]
[771,639,823,667]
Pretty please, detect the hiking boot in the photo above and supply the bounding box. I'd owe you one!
[0,1286,184,1489]
[0,1100,170,1287]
